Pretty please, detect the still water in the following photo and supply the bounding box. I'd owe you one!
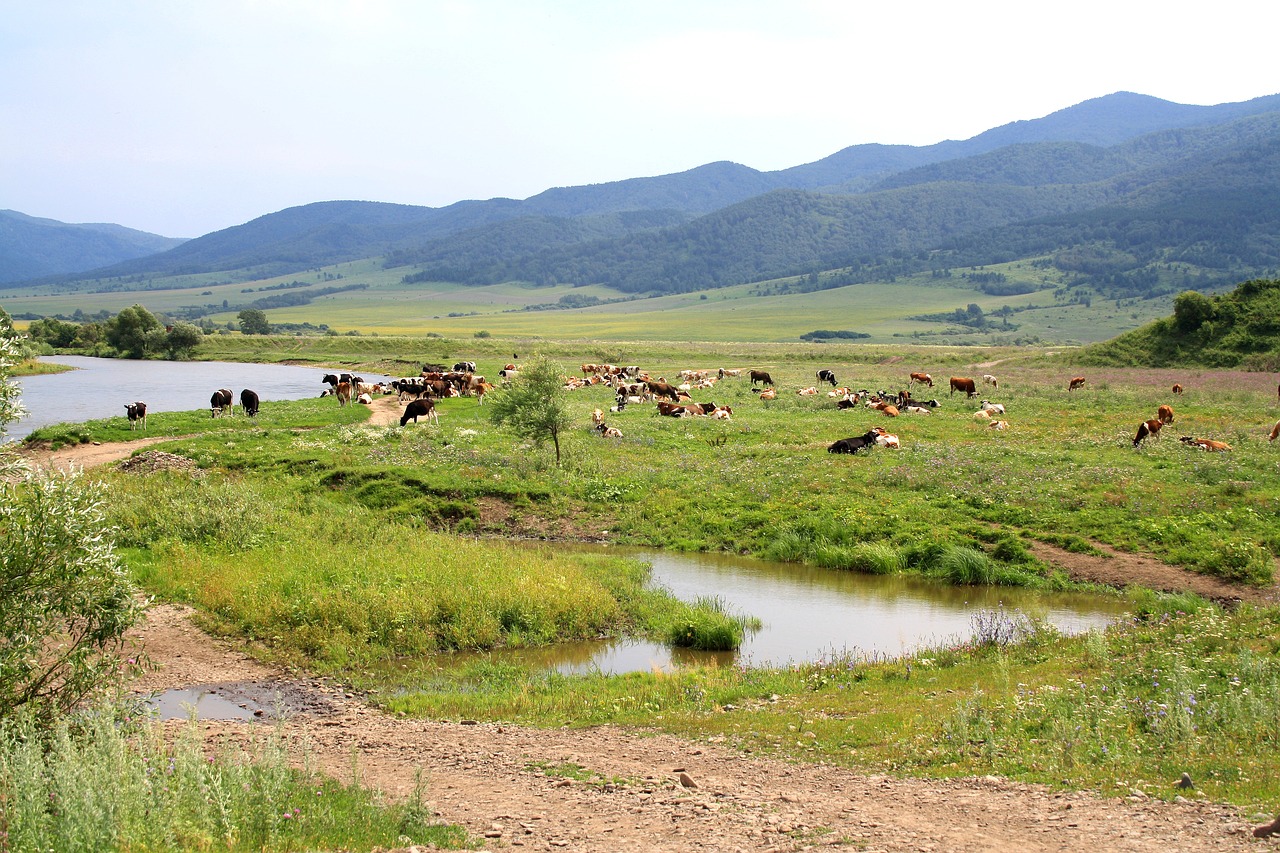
[7,355,392,441]
[420,547,1129,675]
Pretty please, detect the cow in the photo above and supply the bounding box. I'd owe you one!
[909,372,933,388]
[982,374,999,389]
[1172,383,1184,395]
[904,405,932,415]
[828,430,882,454]
[595,422,623,438]
[710,406,733,420]
[1157,405,1174,425]
[1133,419,1163,447]
[591,408,606,426]
[880,404,899,417]
[979,400,1005,415]
[357,393,373,405]
[474,381,496,404]
[874,432,900,449]
[1180,436,1231,452]
[749,370,775,387]
[949,377,976,397]
[817,369,838,386]
[1068,376,1087,391]
[988,420,1010,430]
[644,379,681,402]
[210,388,233,417]
[335,381,353,407]
[240,389,260,417]
[453,361,477,373]
[124,401,147,430]
[1270,420,1280,443]
[797,386,819,396]
[759,387,778,401]
[322,374,340,388]
[717,368,742,379]
[400,398,439,426]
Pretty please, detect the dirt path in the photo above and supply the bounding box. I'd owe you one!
[130,604,1268,852]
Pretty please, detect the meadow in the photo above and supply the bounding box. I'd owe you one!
[20,336,1280,813]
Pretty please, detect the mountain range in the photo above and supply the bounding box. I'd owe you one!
[6,90,1280,301]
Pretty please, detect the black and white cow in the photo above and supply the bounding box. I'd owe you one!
[240,389,260,417]
[211,388,233,417]
[817,369,838,386]
[124,401,147,430]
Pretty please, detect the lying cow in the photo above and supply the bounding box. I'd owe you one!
[1180,436,1231,452]
[828,429,883,454]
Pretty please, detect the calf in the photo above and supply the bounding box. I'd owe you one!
[210,388,233,417]
[335,381,353,407]
[874,432,900,449]
[400,398,439,426]
[1157,404,1174,424]
[828,430,882,454]
[909,372,933,388]
[595,422,623,438]
[982,374,999,389]
[1068,376,1086,391]
[1180,436,1231,452]
[124,401,147,430]
[240,389,260,417]
[1133,418,1163,447]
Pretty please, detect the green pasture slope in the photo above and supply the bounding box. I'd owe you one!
[3,253,1178,344]
[24,332,1280,811]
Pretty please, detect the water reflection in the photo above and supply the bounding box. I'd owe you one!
[417,547,1129,677]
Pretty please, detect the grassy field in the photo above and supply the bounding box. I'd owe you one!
[19,337,1280,811]
[2,255,1179,344]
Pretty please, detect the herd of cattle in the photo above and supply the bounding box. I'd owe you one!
[121,359,1280,452]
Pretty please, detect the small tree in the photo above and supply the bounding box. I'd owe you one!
[0,337,143,722]
[485,355,573,464]
[238,308,271,335]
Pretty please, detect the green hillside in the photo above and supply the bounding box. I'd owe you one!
[1077,278,1280,369]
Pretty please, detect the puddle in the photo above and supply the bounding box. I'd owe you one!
[146,687,265,721]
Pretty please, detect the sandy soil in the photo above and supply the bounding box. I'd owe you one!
[21,395,1280,849]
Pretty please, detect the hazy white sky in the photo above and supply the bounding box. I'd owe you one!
[2,1,1276,238]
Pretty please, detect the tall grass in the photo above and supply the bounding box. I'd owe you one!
[0,709,467,852]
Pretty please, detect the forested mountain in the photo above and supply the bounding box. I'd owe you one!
[8,91,1280,296]
[0,210,186,283]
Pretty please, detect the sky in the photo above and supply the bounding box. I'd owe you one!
[2,1,1277,239]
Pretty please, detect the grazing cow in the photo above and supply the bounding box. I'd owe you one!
[1172,383,1184,395]
[400,398,439,426]
[240,389,260,417]
[595,422,623,438]
[909,372,933,388]
[1270,420,1280,443]
[949,377,977,397]
[828,430,882,454]
[1157,405,1174,424]
[335,381,353,407]
[1068,376,1087,391]
[453,361,477,373]
[124,401,147,430]
[982,374,998,389]
[817,369,838,386]
[717,368,742,379]
[1180,436,1231,452]
[210,388,233,417]
[1133,419,1163,447]
[749,370,775,387]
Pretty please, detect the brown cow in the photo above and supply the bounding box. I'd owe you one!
[644,379,681,401]
[1180,436,1231,452]
[949,377,976,397]
[1068,377,1086,391]
[909,372,933,388]
[1157,405,1174,424]
[1269,420,1280,443]
[749,370,775,387]
[1172,383,1184,395]
[1133,419,1163,447]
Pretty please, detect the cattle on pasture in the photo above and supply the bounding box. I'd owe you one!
[1172,383,1184,395]
[210,388,233,417]
[949,377,976,397]
[335,381,353,407]
[874,432,900,449]
[595,422,623,438]
[909,372,933,388]
[240,389,260,417]
[400,398,439,426]
[982,374,998,389]
[758,387,777,401]
[453,361,477,373]
[124,401,147,430]
[1157,405,1174,424]
[1068,376,1087,391]
[1133,419,1163,447]
[1270,420,1280,443]
[827,430,883,454]
[749,370,775,387]
[644,379,681,401]
[817,369,838,386]
[1180,436,1231,452]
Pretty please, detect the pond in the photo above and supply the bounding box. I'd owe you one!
[6,355,394,441]
[413,547,1130,676]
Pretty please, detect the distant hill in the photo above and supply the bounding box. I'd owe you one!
[1075,278,1280,369]
[0,210,186,283]
[9,90,1280,298]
